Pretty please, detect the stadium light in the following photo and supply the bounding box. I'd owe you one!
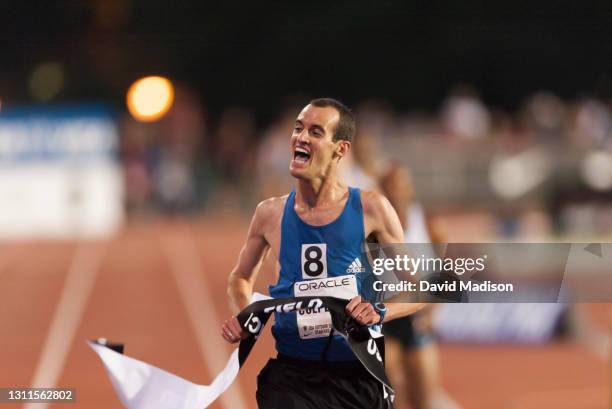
[126,76,175,122]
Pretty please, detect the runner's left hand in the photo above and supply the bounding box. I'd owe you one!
[346,296,380,326]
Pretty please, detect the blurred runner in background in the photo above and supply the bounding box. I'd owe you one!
[380,164,461,409]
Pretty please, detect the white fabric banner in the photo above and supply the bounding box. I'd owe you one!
[88,342,239,409]
[89,293,271,409]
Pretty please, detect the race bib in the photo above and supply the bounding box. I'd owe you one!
[294,274,357,339]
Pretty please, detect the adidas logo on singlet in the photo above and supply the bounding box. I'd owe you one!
[346,257,365,274]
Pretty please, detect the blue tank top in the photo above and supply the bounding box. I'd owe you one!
[269,187,379,361]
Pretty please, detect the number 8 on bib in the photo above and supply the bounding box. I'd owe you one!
[301,243,327,279]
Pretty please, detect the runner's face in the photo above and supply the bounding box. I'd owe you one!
[289,104,341,179]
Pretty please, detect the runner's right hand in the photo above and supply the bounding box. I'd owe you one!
[221,316,248,344]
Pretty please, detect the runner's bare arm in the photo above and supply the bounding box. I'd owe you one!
[222,200,276,344]
[362,191,426,322]
[227,200,275,313]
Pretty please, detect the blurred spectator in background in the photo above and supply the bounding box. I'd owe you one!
[209,107,257,211]
[338,128,382,190]
[153,84,208,213]
[355,99,398,142]
[256,104,300,198]
[519,91,567,144]
[441,85,491,141]
[121,114,154,213]
[338,100,395,189]
[571,98,612,150]
[212,107,257,183]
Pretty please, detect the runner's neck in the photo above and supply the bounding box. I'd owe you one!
[295,179,348,209]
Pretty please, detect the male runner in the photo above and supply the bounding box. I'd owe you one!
[220,98,423,409]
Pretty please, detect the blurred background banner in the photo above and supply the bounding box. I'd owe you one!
[433,303,567,344]
[0,106,122,239]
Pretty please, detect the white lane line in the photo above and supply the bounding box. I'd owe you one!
[160,227,248,409]
[24,242,105,409]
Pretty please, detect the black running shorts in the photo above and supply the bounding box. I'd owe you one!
[256,354,387,409]
[383,313,436,350]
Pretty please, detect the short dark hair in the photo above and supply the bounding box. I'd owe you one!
[309,98,355,142]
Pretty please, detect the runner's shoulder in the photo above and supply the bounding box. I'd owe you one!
[359,189,391,217]
[253,195,289,225]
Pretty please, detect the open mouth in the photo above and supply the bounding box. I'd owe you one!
[293,147,311,164]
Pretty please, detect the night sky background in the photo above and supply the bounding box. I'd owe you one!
[3,0,612,120]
